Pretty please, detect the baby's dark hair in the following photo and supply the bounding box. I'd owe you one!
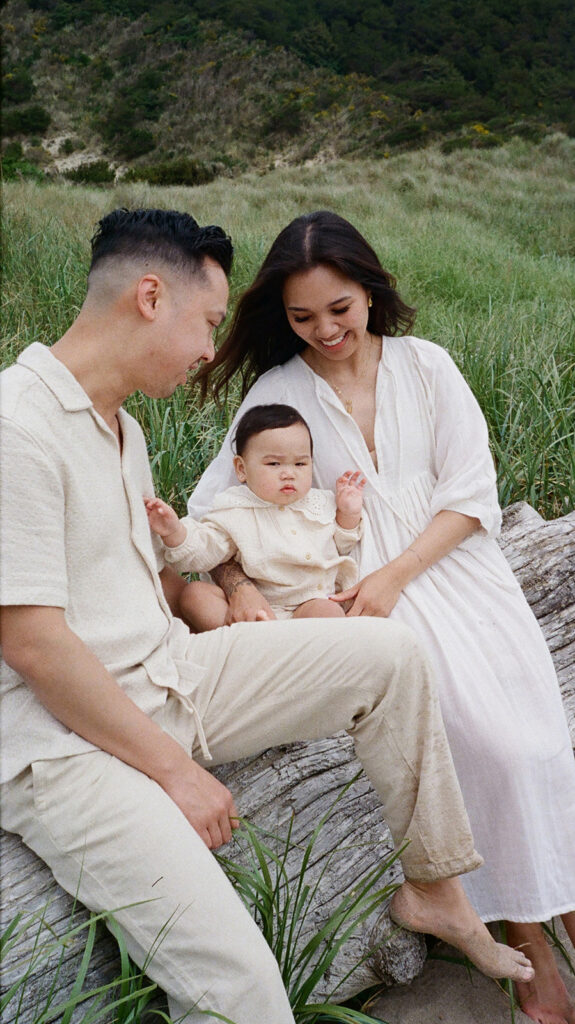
[89,207,233,279]
[233,404,313,457]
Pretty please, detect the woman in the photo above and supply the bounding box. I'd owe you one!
[190,211,575,1024]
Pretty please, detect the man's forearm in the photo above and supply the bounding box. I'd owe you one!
[0,605,190,787]
[210,557,253,597]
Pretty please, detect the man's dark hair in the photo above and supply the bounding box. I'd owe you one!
[233,404,313,457]
[89,208,233,278]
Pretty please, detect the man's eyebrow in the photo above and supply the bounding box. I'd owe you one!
[286,294,353,311]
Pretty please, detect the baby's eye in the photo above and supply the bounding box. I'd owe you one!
[266,461,280,466]
[296,461,308,466]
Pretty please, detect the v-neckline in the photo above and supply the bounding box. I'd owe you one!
[295,353,387,485]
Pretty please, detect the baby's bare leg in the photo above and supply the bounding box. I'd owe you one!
[179,581,229,632]
[292,598,346,619]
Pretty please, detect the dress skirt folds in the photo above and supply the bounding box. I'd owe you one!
[189,336,575,923]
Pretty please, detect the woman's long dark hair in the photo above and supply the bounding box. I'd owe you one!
[198,210,416,404]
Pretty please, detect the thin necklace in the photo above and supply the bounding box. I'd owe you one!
[316,335,377,415]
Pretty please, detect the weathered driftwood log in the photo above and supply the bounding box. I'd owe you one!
[2,502,574,1019]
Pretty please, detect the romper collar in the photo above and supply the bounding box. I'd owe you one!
[213,484,336,523]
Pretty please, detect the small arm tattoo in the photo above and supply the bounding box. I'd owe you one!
[210,558,254,599]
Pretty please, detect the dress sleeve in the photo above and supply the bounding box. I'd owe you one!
[162,515,238,573]
[0,420,68,607]
[427,346,502,538]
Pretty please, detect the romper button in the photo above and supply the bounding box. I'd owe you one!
[291,529,297,534]
[305,553,311,560]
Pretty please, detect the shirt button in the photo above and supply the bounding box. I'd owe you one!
[291,529,297,535]
[317,584,323,590]
[305,553,311,560]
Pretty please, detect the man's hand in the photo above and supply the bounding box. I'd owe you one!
[159,758,240,849]
[0,605,239,849]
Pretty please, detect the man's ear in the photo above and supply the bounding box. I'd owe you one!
[233,455,247,483]
[136,274,162,321]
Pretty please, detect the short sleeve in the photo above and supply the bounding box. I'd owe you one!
[427,348,502,538]
[0,419,68,606]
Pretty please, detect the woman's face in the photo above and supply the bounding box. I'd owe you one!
[282,264,370,363]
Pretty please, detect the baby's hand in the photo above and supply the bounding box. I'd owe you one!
[336,471,366,518]
[144,497,186,547]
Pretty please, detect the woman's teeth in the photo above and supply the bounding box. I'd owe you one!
[322,334,345,348]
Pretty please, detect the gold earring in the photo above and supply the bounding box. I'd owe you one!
[368,296,373,308]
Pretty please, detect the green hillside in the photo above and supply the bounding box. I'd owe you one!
[2,0,573,183]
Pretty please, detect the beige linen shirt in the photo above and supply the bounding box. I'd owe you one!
[0,343,207,782]
[163,485,362,614]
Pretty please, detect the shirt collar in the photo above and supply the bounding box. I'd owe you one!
[17,342,93,413]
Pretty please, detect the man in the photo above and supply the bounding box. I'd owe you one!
[0,208,533,1022]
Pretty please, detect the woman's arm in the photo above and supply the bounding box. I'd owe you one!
[331,509,480,617]
[0,604,239,849]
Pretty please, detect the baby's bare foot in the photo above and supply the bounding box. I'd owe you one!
[390,878,534,983]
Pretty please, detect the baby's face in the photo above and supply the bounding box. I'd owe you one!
[233,423,313,505]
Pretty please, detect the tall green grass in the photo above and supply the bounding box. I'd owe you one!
[2,798,398,1024]
[2,138,574,517]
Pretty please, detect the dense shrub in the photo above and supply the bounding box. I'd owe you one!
[63,159,114,183]
[383,120,426,147]
[124,157,217,186]
[1,142,44,181]
[2,105,50,137]
[261,94,304,138]
[117,128,155,159]
[2,69,35,104]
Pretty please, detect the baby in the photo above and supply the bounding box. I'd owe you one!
[145,404,365,630]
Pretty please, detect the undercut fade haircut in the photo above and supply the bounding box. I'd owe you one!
[89,208,233,279]
[232,404,313,457]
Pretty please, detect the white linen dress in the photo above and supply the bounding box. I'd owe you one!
[189,335,575,922]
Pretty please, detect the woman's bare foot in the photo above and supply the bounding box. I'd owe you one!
[390,878,534,983]
[505,921,575,1024]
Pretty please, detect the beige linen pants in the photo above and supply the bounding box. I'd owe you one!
[2,617,481,1023]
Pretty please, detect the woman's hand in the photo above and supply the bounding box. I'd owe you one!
[330,563,408,618]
